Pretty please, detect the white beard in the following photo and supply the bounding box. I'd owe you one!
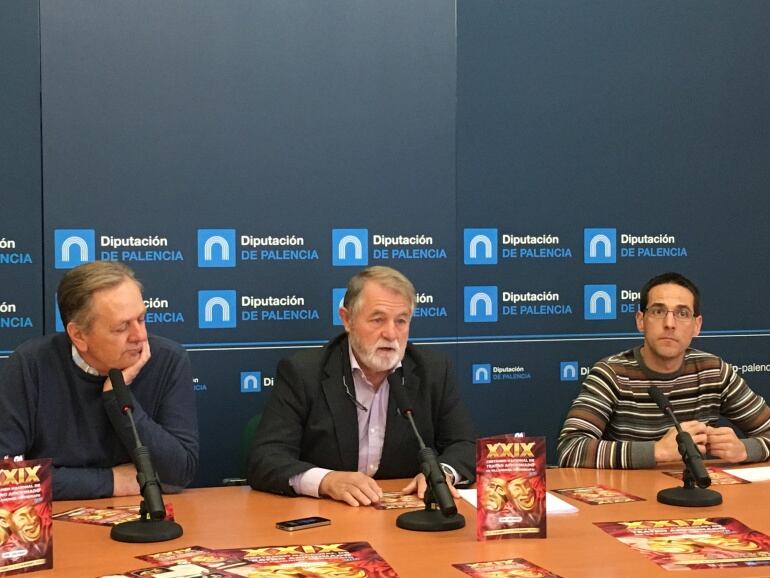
[350,334,405,375]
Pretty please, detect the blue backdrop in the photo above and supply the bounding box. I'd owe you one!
[2,0,770,487]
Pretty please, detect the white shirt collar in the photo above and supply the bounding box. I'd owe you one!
[71,345,101,376]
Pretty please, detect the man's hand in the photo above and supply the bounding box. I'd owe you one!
[707,426,748,463]
[103,341,151,392]
[318,472,383,507]
[654,420,707,463]
[112,463,140,496]
[401,472,459,500]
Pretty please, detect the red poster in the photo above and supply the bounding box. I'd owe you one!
[662,467,749,486]
[133,542,399,578]
[0,458,53,576]
[476,435,546,540]
[53,503,175,526]
[596,516,770,571]
[372,492,424,510]
[454,557,563,577]
[552,485,644,505]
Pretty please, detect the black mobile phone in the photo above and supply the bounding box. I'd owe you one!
[275,516,331,531]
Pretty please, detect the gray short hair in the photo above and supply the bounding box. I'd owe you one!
[58,261,142,330]
[343,266,416,318]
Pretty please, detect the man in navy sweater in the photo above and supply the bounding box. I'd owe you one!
[0,261,198,500]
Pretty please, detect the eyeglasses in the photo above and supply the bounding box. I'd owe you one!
[343,375,368,412]
[644,305,695,323]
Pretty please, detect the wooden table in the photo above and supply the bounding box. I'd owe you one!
[47,466,770,577]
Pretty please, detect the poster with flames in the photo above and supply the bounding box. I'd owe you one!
[595,517,770,571]
[476,435,546,540]
[103,542,400,577]
[454,557,562,577]
[0,458,52,576]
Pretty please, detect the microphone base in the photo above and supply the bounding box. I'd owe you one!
[657,486,722,507]
[396,509,465,532]
[110,519,183,543]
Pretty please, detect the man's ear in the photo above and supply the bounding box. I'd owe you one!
[339,307,353,333]
[635,309,645,334]
[66,321,88,352]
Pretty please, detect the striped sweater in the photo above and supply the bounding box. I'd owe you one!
[557,347,770,469]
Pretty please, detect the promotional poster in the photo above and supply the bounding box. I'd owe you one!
[595,517,770,571]
[552,485,644,505]
[53,504,175,527]
[108,542,400,577]
[373,492,425,510]
[0,458,52,576]
[136,545,242,569]
[476,435,546,540]
[661,467,750,486]
[99,563,233,577]
[454,557,563,577]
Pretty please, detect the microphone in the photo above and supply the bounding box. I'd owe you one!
[649,385,721,507]
[108,369,182,542]
[387,370,464,531]
[648,386,710,488]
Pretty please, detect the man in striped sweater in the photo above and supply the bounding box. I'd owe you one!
[558,272,770,469]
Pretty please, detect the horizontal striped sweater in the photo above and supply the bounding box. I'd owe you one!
[557,347,770,469]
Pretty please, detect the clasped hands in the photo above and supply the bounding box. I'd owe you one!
[654,421,747,464]
[318,470,459,507]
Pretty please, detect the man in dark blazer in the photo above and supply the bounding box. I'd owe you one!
[247,266,475,506]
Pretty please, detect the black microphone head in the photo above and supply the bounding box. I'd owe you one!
[108,368,133,414]
[387,369,412,416]
[648,385,671,411]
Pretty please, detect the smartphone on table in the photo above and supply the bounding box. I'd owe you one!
[275,516,331,531]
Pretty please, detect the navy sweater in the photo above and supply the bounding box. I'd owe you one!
[0,333,199,499]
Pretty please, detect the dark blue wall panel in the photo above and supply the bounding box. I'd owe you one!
[456,0,770,462]
[39,0,457,486]
[1,1,769,484]
[0,2,43,355]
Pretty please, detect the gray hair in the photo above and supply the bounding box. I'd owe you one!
[343,266,416,318]
[58,261,142,330]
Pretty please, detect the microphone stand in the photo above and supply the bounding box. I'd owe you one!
[395,413,465,532]
[657,429,722,508]
[109,371,183,543]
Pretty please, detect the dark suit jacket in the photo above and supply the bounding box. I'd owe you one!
[247,333,476,496]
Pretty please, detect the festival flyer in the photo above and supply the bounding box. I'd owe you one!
[373,492,425,510]
[453,557,563,577]
[476,435,546,540]
[208,541,399,577]
[0,458,53,576]
[136,545,242,569]
[595,516,770,571]
[98,563,236,577]
[53,503,175,526]
[662,467,749,486]
[552,485,644,505]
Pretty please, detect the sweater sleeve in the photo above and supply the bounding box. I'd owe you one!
[103,344,199,492]
[0,352,34,459]
[0,349,116,499]
[557,362,655,469]
[719,362,770,463]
